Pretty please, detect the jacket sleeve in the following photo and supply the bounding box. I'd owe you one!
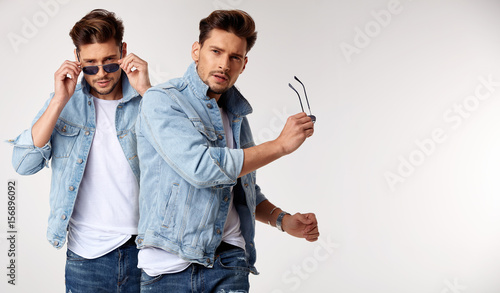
[239,117,267,205]
[255,183,267,205]
[138,87,244,189]
[9,96,53,175]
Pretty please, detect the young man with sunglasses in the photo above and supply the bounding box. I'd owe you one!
[10,9,150,292]
[136,10,318,292]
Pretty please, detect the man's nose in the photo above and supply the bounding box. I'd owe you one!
[95,65,108,77]
[218,57,230,72]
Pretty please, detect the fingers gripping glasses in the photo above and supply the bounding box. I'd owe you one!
[288,76,316,123]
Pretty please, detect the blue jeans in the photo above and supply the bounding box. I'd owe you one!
[65,238,140,293]
[140,245,251,293]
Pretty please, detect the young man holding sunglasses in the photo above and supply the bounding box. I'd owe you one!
[136,10,318,292]
[10,9,150,292]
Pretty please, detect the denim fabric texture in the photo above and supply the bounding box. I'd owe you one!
[140,246,250,293]
[65,238,140,293]
[136,62,266,272]
[9,73,141,249]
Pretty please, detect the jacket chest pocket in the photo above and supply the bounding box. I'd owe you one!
[52,120,81,158]
[192,120,218,147]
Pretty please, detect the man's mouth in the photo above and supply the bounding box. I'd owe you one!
[212,73,228,83]
[96,79,111,87]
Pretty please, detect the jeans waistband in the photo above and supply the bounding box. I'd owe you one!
[122,235,137,247]
[215,241,240,255]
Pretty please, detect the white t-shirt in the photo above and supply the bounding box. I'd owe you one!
[67,97,139,259]
[138,106,245,276]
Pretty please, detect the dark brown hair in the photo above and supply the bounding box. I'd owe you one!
[199,10,257,54]
[69,9,124,51]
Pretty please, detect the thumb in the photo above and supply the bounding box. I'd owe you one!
[295,213,313,225]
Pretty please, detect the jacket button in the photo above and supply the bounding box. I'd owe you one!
[216,228,221,234]
[69,186,74,191]
[88,101,91,106]
[53,241,59,246]
[85,131,90,136]
[61,214,66,220]
[77,159,83,164]
[207,258,211,264]
[224,197,229,202]
[244,183,249,188]
[207,103,213,109]
[217,134,223,140]
[118,105,123,109]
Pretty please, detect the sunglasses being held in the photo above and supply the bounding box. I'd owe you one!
[80,63,120,75]
[76,43,122,76]
[288,76,316,123]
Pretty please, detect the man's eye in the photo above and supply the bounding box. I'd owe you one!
[212,50,219,54]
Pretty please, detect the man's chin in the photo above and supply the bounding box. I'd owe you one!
[91,81,119,96]
[92,88,113,95]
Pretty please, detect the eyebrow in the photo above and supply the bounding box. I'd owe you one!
[82,54,119,62]
[209,45,245,59]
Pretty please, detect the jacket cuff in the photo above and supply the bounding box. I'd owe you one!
[209,147,244,185]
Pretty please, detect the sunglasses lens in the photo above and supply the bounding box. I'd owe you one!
[82,64,120,75]
[103,63,120,73]
[82,66,99,75]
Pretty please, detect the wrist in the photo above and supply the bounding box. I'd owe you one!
[49,95,69,110]
[281,213,292,233]
[276,210,291,232]
[269,139,287,158]
[267,206,280,227]
[137,84,152,97]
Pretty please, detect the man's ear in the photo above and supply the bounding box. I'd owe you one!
[191,41,201,64]
[74,48,79,62]
[121,42,128,58]
[241,56,248,74]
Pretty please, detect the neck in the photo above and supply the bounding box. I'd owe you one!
[207,90,221,102]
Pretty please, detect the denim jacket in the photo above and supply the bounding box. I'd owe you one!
[136,63,267,273]
[9,73,141,249]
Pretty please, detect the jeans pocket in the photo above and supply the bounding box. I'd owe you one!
[66,249,86,261]
[140,270,164,286]
[216,248,251,274]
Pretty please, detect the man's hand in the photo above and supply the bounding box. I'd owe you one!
[119,53,152,96]
[31,60,81,147]
[275,112,314,155]
[282,212,319,242]
[53,60,81,105]
[239,112,314,177]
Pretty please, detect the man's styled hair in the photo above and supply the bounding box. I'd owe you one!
[69,9,124,51]
[199,10,257,54]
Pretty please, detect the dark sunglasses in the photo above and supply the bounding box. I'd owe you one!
[76,43,122,75]
[288,76,316,123]
[81,63,120,75]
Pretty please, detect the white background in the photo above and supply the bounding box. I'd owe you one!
[1,0,500,292]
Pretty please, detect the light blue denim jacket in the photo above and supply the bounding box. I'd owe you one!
[10,73,141,249]
[136,63,267,273]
